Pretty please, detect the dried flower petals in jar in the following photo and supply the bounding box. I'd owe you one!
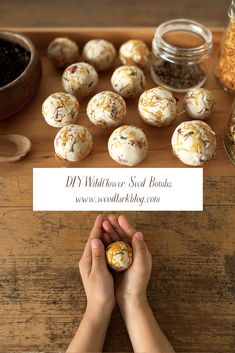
[215,1,235,93]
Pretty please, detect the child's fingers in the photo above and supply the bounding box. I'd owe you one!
[103,232,113,246]
[80,215,104,276]
[107,215,131,244]
[79,242,92,277]
[80,237,93,276]
[103,219,120,241]
[118,215,137,239]
[91,238,108,273]
[107,215,126,237]
[90,214,104,240]
[131,232,149,266]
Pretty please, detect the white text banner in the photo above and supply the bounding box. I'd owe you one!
[33,168,203,211]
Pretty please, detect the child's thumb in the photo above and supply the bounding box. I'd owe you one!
[91,238,107,272]
[132,232,147,264]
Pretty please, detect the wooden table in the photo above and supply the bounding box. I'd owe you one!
[0,0,231,27]
[0,178,234,352]
[0,28,234,176]
[0,26,235,353]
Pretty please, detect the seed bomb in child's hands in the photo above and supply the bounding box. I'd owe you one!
[106,241,133,272]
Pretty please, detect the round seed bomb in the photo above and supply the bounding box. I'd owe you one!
[47,37,79,69]
[54,124,93,162]
[108,125,148,166]
[42,92,79,128]
[83,39,116,71]
[183,88,215,120]
[62,62,98,98]
[119,39,150,69]
[87,91,126,128]
[106,241,133,272]
[171,120,216,166]
[111,65,146,99]
[138,86,177,127]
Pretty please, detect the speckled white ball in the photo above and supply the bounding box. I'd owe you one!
[54,124,93,162]
[42,92,79,128]
[108,125,148,166]
[106,241,133,272]
[111,65,146,99]
[171,120,216,166]
[62,62,98,98]
[138,86,177,127]
[87,91,126,128]
[183,88,215,120]
[47,37,79,68]
[82,39,116,71]
[119,39,150,69]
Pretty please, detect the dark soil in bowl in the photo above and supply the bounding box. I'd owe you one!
[0,39,31,87]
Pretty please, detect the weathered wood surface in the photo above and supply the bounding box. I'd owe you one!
[0,26,234,353]
[0,0,231,27]
[0,28,234,176]
[0,209,234,352]
[0,176,235,207]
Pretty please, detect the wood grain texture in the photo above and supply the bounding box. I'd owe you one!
[0,28,234,176]
[0,209,234,352]
[0,176,234,207]
[0,26,234,353]
[0,0,231,28]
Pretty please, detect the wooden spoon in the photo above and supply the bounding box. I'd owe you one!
[0,134,31,162]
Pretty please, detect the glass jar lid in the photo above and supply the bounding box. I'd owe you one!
[152,19,213,65]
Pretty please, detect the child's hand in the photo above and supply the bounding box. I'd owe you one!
[69,215,174,353]
[79,215,115,317]
[102,215,152,304]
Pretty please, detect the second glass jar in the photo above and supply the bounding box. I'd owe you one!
[151,19,213,92]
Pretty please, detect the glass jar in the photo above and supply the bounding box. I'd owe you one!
[151,19,213,92]
[224,98,235,165]
[215,0,235,93]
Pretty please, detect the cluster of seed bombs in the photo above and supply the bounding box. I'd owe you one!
[43,36,217,167]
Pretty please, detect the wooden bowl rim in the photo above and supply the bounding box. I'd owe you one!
[0,133,32,162]
[0,30,37,91]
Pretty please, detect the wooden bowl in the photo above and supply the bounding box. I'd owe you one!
[0,30,42,120]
